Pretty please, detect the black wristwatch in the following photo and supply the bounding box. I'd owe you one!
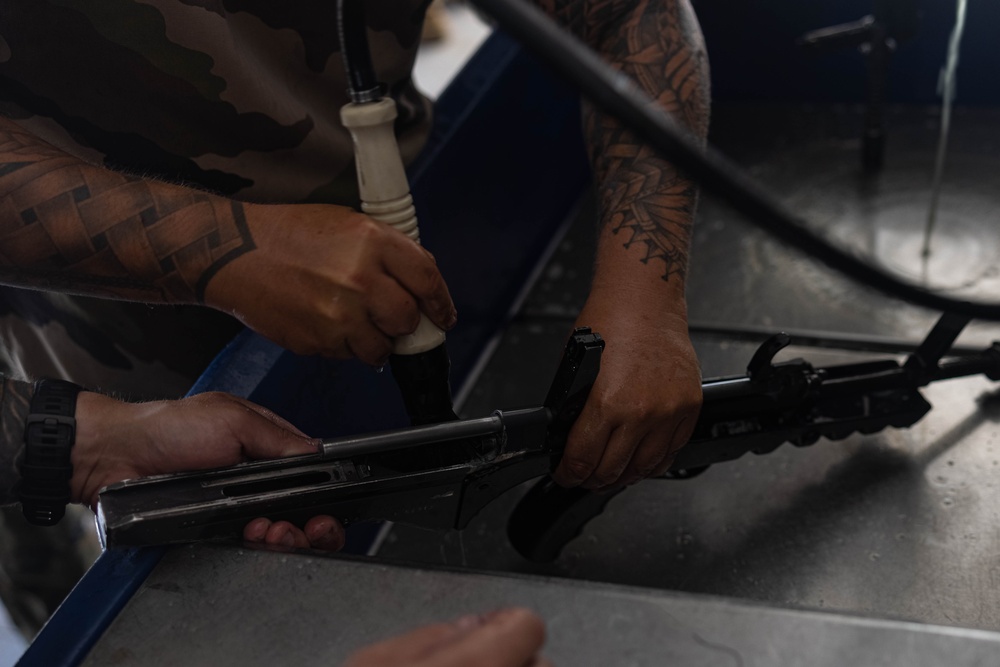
[20,379,83,526]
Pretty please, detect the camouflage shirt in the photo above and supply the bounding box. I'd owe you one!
[0,1,434,397]
[0,0,433,204]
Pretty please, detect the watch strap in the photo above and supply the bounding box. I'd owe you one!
[20,379,83,526]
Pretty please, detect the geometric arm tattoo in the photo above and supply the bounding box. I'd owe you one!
[531,0,710,284]
[0,375,32,506]
[0,119,254,304]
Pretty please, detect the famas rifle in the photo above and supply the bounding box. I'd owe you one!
[98,313,1000,561]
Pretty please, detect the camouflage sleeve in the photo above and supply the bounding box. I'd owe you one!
[0,115,255,304]
[0,374,32,506]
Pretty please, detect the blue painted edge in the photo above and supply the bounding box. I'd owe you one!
[188,328,285,399]
[408,30,518,185]
[15,547,165,667]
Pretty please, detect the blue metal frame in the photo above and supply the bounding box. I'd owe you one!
[14,548,164,667]
[18,31,590,666]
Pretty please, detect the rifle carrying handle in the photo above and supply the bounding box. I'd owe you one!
[341,98,446,356]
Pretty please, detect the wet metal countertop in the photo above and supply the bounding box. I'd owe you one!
[81,543,1000,666]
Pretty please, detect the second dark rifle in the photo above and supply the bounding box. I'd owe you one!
[509,312,1000,561]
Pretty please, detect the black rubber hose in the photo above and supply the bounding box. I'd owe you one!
[470,0,1000,320]
[337,0,381,99]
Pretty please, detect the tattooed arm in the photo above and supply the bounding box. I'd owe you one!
[0,116,456,365]
[532,0,709,489]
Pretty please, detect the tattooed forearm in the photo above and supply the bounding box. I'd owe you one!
[533,0,709,285]
[0,375,32,505]
[0,118,254,304]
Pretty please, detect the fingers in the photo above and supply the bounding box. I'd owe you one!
[650,415,696,478]
[215,395,318,460]
[224,395,311,438]
[344,319,394,367]
[347,232,454,365]
[368,275,422,338]
[243,517,271,543]
[581,425,643,491]
[416,608,546,667]
[347,622,463,665]
[552,396,612,488]
[347,270,445,365]
[554,398,695,490]
[243,519,308,549]
[265,520,310,549]
[225,206,457,365]
[345,608,546,667]
[303,515,345,551]
[243,516,344,551]
[621,427,676,486]
[381,233,457,332]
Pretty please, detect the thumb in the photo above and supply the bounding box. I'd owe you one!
[222,397,319,460]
